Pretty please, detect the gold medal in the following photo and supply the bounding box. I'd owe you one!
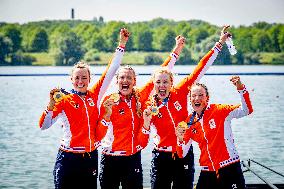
[151,106,159,116]
[178,121,188,129]
[110,93,120,103]
[53,91,64,102]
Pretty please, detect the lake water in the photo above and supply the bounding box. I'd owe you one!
[0,65,284,188]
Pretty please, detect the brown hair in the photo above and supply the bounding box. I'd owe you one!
[190,83,209,97]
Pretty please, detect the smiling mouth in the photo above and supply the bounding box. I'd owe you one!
[194,103,201,107]
[77,84,85,88]
[158,89,167,97]
[121,84,129,91]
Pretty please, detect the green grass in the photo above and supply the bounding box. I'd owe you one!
[259,52,284,65]
[25,51,284,66]
[87,51,170,65]
[24,52,55,66]
[27,51,170,66]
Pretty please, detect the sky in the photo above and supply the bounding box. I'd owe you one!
[0,0,284,27]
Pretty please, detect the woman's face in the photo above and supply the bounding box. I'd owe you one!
[71,68,90,93]
[190,85,209,114]
[153,72,173,100]
[117,68,136,96]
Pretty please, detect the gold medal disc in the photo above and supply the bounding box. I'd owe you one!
[53,91,64,102]
[110,93,120,103]
[151,106,159,116]
[178,121,188,129]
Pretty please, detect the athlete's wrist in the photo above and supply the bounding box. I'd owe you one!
[143,122,150,130]
[103,115,111,121]
[47,102,55,111]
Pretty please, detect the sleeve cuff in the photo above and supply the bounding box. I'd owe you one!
[177,140,185,146]
[213,42,223,52]
[142,127,151,134]
[171,52,179,60]
[116,46,125,52]
[101,119,112,127]
[238,85,247,94]
[45,106,51,114]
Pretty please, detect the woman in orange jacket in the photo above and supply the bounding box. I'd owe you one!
[176,76,253,189]
[39,28,130,189]
[143,26,232,189]
[97,35,186,189]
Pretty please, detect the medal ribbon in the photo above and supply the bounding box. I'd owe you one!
[187,108,206,128]
[70,89,87,96]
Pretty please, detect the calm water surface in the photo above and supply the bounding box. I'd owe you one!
[0,65,284,188]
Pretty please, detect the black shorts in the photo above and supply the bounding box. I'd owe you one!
[196,161,246,189]
[151,145,194,189]
[99,151,143,189]
[53,149,98,189]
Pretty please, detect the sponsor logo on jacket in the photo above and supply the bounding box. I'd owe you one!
[209,119,216,129]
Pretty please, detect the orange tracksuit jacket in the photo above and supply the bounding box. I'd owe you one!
[177,86,253,171]
[38,46,125,153]
[145,43,222,153]
[98,52,179,156]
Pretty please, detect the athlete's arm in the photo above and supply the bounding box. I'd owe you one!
[175,117,193,158]
[175,25,231,93]
[162,35,186,69]
[229,76,253,118]
[90,28,130,110]
[96,96,114,142]
[39,88,64,130]
[136,108,152,148]
[139,35,186,102]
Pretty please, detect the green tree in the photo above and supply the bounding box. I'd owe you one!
[148,18,176,28]
[49,24,71,49]
[189,27,209,45]
[175,21,191,39]
[252,31,272,52]
[234,28,254,52]
[194,35,232,65]
[268,25,282,52]
[73,23,100,49]
[131,23,153,51]
[137,29,153,51]
[0,24,22,53]
[91,33,107,51]
[55,32,85,65]
[31,28,49,52]
[178,47,194,65]
[159,28,176,51]
[101,21,127,51]
[0,35,13,64]
[278,26,284,52]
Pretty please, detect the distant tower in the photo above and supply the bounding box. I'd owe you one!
[71,8,75,19]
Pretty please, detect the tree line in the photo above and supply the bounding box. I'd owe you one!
[0,18,284,66]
